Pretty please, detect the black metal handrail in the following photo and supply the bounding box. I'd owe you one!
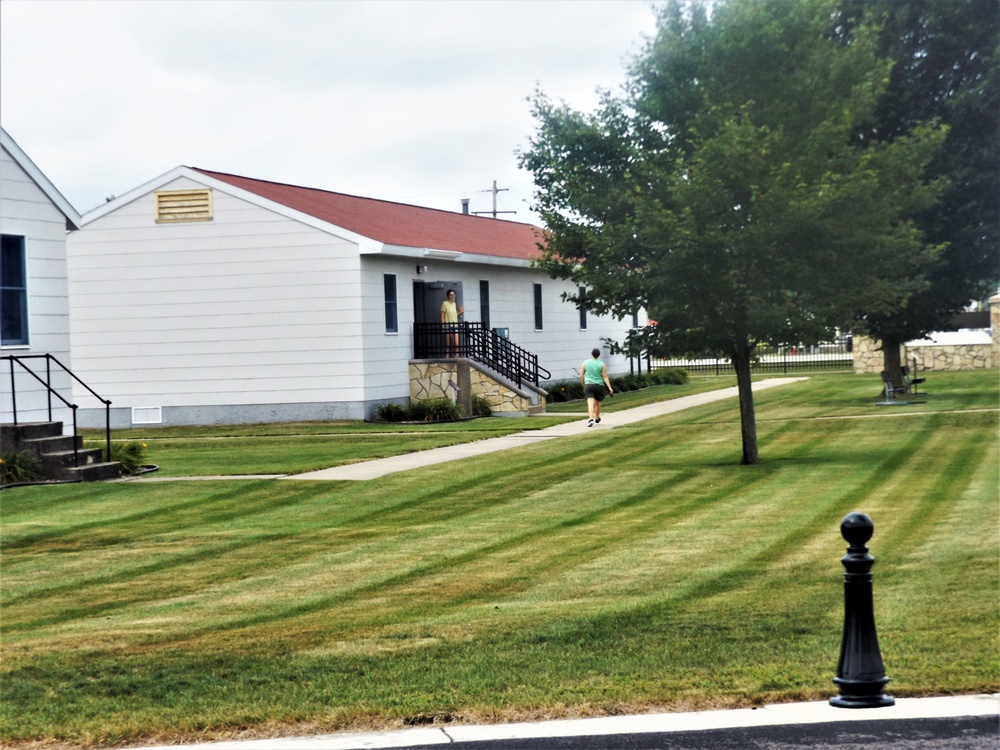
[2,354,112,467]
[414,322,551,388]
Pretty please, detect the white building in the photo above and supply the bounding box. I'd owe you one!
[67,167,640,427]
[1,127,82,428]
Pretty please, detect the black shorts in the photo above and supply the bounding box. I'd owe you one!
[584,383,606,402]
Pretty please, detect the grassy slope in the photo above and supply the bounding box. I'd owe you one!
[1,371,997,747]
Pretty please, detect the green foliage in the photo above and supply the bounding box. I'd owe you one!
[407,398,462,422]
[0,450,44,485]
[374,400,463,422]
[546,369,687,402]
[520,0,948,463]
[841,0,1000,357]
[374,402,410,423]
[545,380,585,403]
[650,368,688,386]
[471,395,494,417]
[106,441,148,475]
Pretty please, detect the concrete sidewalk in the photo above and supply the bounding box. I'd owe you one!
[287,378,808,481]
[131,694,998,750]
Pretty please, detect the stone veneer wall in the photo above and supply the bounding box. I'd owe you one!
[852,336,885,374]
[854,294,1000,374]
[409,361,534,415]
[468,368,533,414]
[409,361,460,403]
[853,336,994,374]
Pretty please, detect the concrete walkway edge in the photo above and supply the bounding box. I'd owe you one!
[287,378,808,481]
[132,694,999,749]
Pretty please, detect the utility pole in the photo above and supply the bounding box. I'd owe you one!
[471,180,516,219]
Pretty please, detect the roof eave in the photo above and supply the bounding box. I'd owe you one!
[81,166,384,252]
[1,127,83,230]
[372,244,534,268]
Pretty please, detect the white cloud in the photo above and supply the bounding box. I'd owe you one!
[1,0,658,221]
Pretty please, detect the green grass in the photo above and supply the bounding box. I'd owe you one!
[545,377,740,413]
[82,416,577,477]
[2,370,997,748]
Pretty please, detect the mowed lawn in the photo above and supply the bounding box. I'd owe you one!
[1,371,997,748]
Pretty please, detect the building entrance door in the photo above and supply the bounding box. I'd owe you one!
[413,280,463,324]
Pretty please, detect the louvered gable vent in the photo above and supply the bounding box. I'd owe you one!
[155,189,213,223]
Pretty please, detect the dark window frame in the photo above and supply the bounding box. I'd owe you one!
[533,283,543,330]
[479,279,491,330]
[1,234,29,346]
[384,273,398,333]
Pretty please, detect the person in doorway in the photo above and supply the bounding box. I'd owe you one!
[580,348,614,427]
[440,289,464,357]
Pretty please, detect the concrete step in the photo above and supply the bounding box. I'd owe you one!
[1,421,64,447]
[2,420,123,483]
[67,462,122,482]
[25,434,81,454]
[39,447,107,478]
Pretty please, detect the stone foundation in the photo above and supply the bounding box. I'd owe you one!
[409,361,460,403]
[469,368,533,414]
[409,360,538,416]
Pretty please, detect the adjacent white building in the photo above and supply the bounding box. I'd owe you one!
[67,167,640,427]
[1,127,82,428]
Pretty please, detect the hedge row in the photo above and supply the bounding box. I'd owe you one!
[372,396,493,422]
[545,368,688,403]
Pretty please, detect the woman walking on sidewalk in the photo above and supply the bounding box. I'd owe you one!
[580,348,614,427]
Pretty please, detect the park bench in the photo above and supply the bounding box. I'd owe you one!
[877,370,910,405]
[901,362,927,396]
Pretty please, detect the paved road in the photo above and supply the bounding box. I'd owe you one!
[133,696,999,750]
[396,717,998,750]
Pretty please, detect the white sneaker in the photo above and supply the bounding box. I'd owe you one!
[587,419,595,427]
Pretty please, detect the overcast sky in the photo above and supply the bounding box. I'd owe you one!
[1,0,660,224]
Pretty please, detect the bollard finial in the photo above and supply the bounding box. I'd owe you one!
[840,511,874,546]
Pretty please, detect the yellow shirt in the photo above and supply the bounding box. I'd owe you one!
[440,300,459,323]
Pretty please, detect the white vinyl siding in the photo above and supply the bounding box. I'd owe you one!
[0,144,75,425]
[68,177,365,415]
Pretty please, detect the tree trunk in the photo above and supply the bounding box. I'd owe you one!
[732,342,760,465]
[881,340,904,387]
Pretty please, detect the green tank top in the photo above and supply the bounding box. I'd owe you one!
[583,358,605,385]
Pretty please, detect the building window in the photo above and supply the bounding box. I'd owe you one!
[533,283,543,330]
[384,274,398,333]
[155,189,213,223]
[479,280,491,330]
[1,235,28,346]
[632,310,640,328]
[578,286,587,330]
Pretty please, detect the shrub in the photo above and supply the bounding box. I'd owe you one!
[650,367,688,385]
[409,398,461,422]
[107,441,149,475]
[471,395,493,417]
[374,402,409,422]
[616,374,641,392]
[546,380,585,402]
[0,449,44,485]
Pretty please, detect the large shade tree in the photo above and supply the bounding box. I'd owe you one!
[841,0,1000,379]
[520,0,946,464]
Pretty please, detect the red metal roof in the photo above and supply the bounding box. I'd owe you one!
[192,168,544,261]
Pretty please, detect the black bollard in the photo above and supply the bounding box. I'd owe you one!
[830,512,895,708]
